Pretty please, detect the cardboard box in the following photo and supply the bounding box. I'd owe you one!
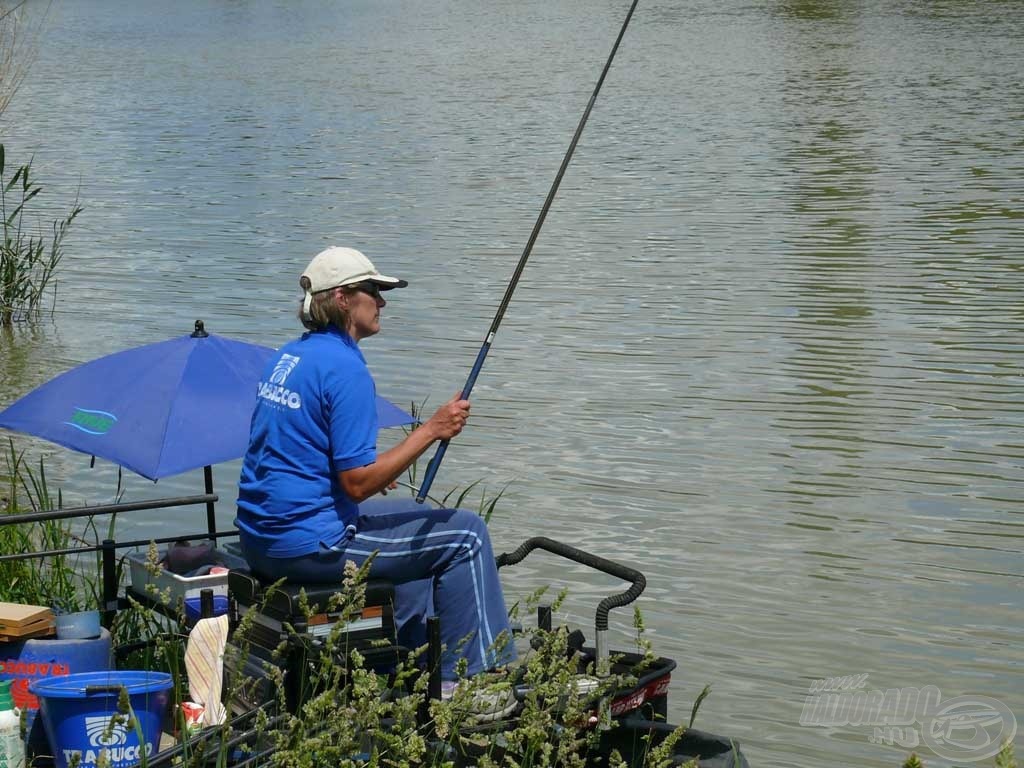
[0,603,55,641]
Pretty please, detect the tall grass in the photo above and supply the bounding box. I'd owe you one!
[0,144,81,325]
[903,744,1017,768]
[0,1,50,118]
[0,439,100,611]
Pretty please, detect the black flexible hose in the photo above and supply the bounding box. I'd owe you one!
[495,537,645,631]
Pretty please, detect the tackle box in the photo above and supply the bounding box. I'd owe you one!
[228,570,397,651]
[227,571,401,712]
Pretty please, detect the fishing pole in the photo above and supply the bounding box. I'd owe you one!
[416,0,641,503]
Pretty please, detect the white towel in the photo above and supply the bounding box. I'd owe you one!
[184,614,229,726]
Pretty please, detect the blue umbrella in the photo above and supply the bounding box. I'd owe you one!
[0,321,415,481]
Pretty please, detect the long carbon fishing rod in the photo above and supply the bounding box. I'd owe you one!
[416,0,641,503]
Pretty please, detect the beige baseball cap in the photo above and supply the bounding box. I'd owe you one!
[300,246,407,320]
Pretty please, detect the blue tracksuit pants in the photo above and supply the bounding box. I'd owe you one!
[241,502,515,679]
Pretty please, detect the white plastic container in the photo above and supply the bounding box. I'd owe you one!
[126,547,247,602]
[0,678,25,768]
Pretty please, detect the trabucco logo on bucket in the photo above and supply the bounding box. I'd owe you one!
[84,715,127,747]
[63,716,154,767]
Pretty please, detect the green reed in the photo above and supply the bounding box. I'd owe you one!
[0,144,81,325]
[0,438,100,612]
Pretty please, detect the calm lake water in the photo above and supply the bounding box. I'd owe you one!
[1,1,1022,765]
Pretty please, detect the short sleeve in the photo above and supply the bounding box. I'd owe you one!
[323,366,379,471]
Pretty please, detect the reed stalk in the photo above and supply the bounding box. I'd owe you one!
[0,439,99,611]
[0,144,81,325]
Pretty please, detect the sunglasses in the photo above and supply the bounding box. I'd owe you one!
[350,281,383,300]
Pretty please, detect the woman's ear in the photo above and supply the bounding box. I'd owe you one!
[335,287,350,309]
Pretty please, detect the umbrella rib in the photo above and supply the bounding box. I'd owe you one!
[152,342,195,479]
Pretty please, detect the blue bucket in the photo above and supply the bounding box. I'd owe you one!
[30,671,173,768]
[184,594,229,623]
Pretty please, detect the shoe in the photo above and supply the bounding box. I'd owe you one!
[440,677,518,724]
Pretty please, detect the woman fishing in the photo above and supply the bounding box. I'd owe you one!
[234,246,515,684]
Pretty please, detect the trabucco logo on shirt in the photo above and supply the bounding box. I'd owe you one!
[258,353,302,409]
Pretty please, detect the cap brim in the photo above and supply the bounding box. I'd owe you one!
[370,276,408,290]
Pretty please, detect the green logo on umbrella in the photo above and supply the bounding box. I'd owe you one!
[65,408,117,435]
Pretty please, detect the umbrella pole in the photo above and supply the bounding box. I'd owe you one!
[415,0,641,503]
[204,464,217,539]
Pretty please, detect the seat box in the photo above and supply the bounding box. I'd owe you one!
[127,547,249,602]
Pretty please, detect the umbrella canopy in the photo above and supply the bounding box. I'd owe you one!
[0,322,415,481]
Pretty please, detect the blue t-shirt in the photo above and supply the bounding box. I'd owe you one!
[235,326,378,558]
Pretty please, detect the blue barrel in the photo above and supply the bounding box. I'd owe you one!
[0,629,112,753]
[30,671,172,768]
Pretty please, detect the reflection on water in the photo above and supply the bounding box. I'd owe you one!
[0,1,1022,765]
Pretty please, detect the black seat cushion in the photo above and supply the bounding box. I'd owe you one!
[228,569,394,619]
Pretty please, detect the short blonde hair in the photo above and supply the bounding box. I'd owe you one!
[298,277,356,331]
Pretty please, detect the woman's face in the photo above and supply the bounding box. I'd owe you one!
[340,283,386,341]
